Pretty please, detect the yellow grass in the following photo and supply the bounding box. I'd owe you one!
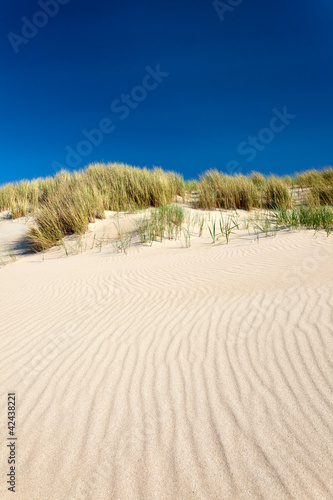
[1,163,332,251]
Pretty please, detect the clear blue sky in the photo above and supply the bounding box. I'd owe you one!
[1,0,332,183]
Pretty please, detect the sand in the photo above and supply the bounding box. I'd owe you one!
[0,210,333,499]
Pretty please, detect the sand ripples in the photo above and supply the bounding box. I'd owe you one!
[0,232,332,499]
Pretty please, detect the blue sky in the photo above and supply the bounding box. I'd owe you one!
[0,0,332,183]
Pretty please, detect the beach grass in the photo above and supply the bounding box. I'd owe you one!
[17,163,184,251]
[196,170,292,210]
[1,163,333,252]
[134,205,185,246]
[272,205,333,236]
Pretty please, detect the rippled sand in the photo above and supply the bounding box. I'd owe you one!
[0,216,333,499]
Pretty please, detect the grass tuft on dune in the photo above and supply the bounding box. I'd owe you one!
[23,164,185,251]
[196,170,292,210]
[1,163,333,251]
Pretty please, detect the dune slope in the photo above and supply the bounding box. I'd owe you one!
[0,230,333,499]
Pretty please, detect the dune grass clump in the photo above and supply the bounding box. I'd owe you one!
[207,213,240,244]
[157,204,185,239]
[0,162,185,218]
[25,164,185,251]
[295,167,333,207]
[28,176,105,251]
[250,171,266,187]
[273,205,333,236]
[197,170,261,210]
[305,184,333,207]
[85,163,184,211]
[295,167,333,187]
[318,185,333,205]
[197,170,291,210]
[112,218,132,253]
[264,176,291,209]
[2,163,333,254]
[0,180,40,217]
[135,205,185,245]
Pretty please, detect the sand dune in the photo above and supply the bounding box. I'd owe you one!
[0,215,333,499]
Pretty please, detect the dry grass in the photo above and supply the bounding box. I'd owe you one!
[196,167,333,211]
[0,179,40,218]
[295,167,333,206]
[196,170,291,210]
[9,163,185,251]
[1,163,333,252]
